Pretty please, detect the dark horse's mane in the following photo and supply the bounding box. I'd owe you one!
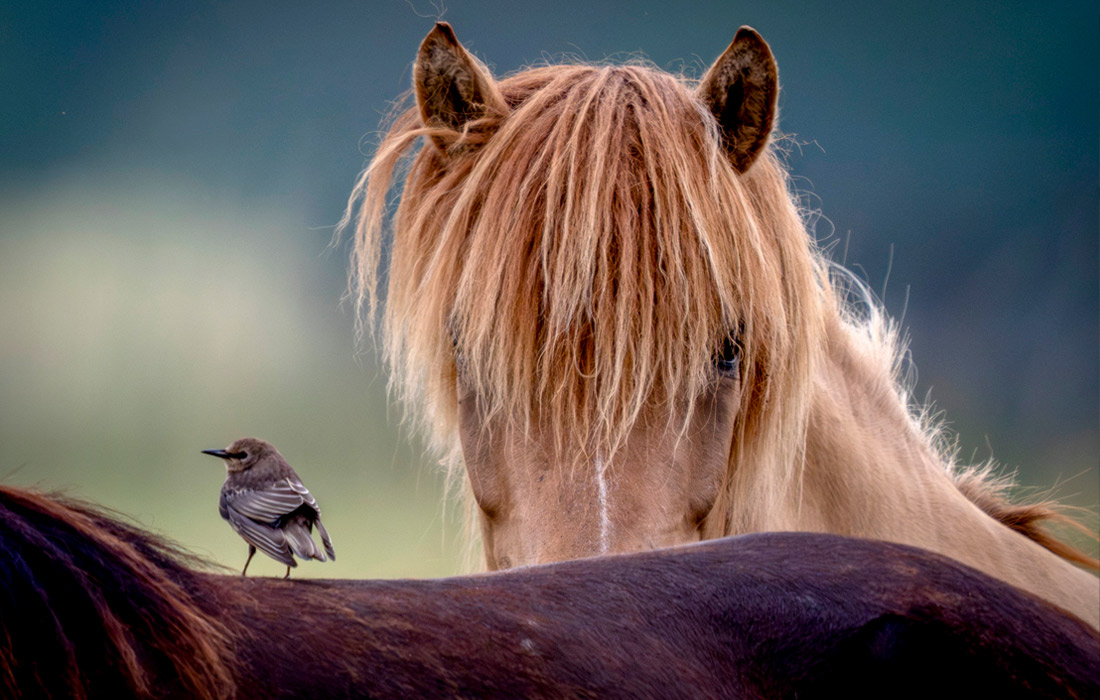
[1,486,234,700]
[1,484,1097,699]
[0,487,234,699]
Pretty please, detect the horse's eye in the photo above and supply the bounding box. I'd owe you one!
[449,329,467,377]
[714,334,741,375]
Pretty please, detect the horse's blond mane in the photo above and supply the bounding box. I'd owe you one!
[826,263,1098,568]
[343,56,1096,563]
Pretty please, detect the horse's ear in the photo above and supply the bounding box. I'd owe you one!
[697,27,778,173]
[415,22,507,153]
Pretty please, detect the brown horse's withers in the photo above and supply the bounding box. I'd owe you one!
[1,484,1096,699]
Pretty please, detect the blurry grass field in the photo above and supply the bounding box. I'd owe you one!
[0,176,468,579]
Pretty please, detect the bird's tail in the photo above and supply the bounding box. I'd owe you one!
[315,517,336,561]
[284,516,326,562]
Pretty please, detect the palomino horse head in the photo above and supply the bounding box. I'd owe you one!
[347,22,823,569]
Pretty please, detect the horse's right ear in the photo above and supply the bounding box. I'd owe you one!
[697,27,778,173]
[415,22,507,153]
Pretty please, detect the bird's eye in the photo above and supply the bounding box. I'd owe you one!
[231,451,248,460]
[714,332,742,376]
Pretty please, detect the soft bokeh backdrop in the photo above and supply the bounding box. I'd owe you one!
[2,1,1096,577]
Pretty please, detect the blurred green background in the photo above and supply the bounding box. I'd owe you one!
[2,1,1096,578]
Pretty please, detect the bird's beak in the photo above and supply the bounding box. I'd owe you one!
[202,449,232,459]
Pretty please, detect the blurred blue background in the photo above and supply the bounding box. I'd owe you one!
[2,1,1096,577]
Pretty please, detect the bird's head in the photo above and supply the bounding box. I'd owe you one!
[202,437,280,474]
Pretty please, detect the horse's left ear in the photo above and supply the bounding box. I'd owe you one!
[415,22,507,153]
[697,27,778,173]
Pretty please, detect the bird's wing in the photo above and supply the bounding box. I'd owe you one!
[222,478,327,566]
[285,476,321,512]
[225,480,307,523]
[223,501,295,566]
[283,477,333,560]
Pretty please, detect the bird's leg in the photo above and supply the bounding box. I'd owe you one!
[242,545,256,576]
[284,566,291,580]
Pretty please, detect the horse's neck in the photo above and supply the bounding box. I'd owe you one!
[798,318,954,538]
[792,317,1099,628]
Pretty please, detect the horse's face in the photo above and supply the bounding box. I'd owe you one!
[390,23,781,569]
[458,370,744,568]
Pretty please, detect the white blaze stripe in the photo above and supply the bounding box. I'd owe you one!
[595,454,610,554]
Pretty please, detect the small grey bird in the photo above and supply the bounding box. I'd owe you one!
[202,437,335,578]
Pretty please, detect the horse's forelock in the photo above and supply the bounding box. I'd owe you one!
[349,61,825,524]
